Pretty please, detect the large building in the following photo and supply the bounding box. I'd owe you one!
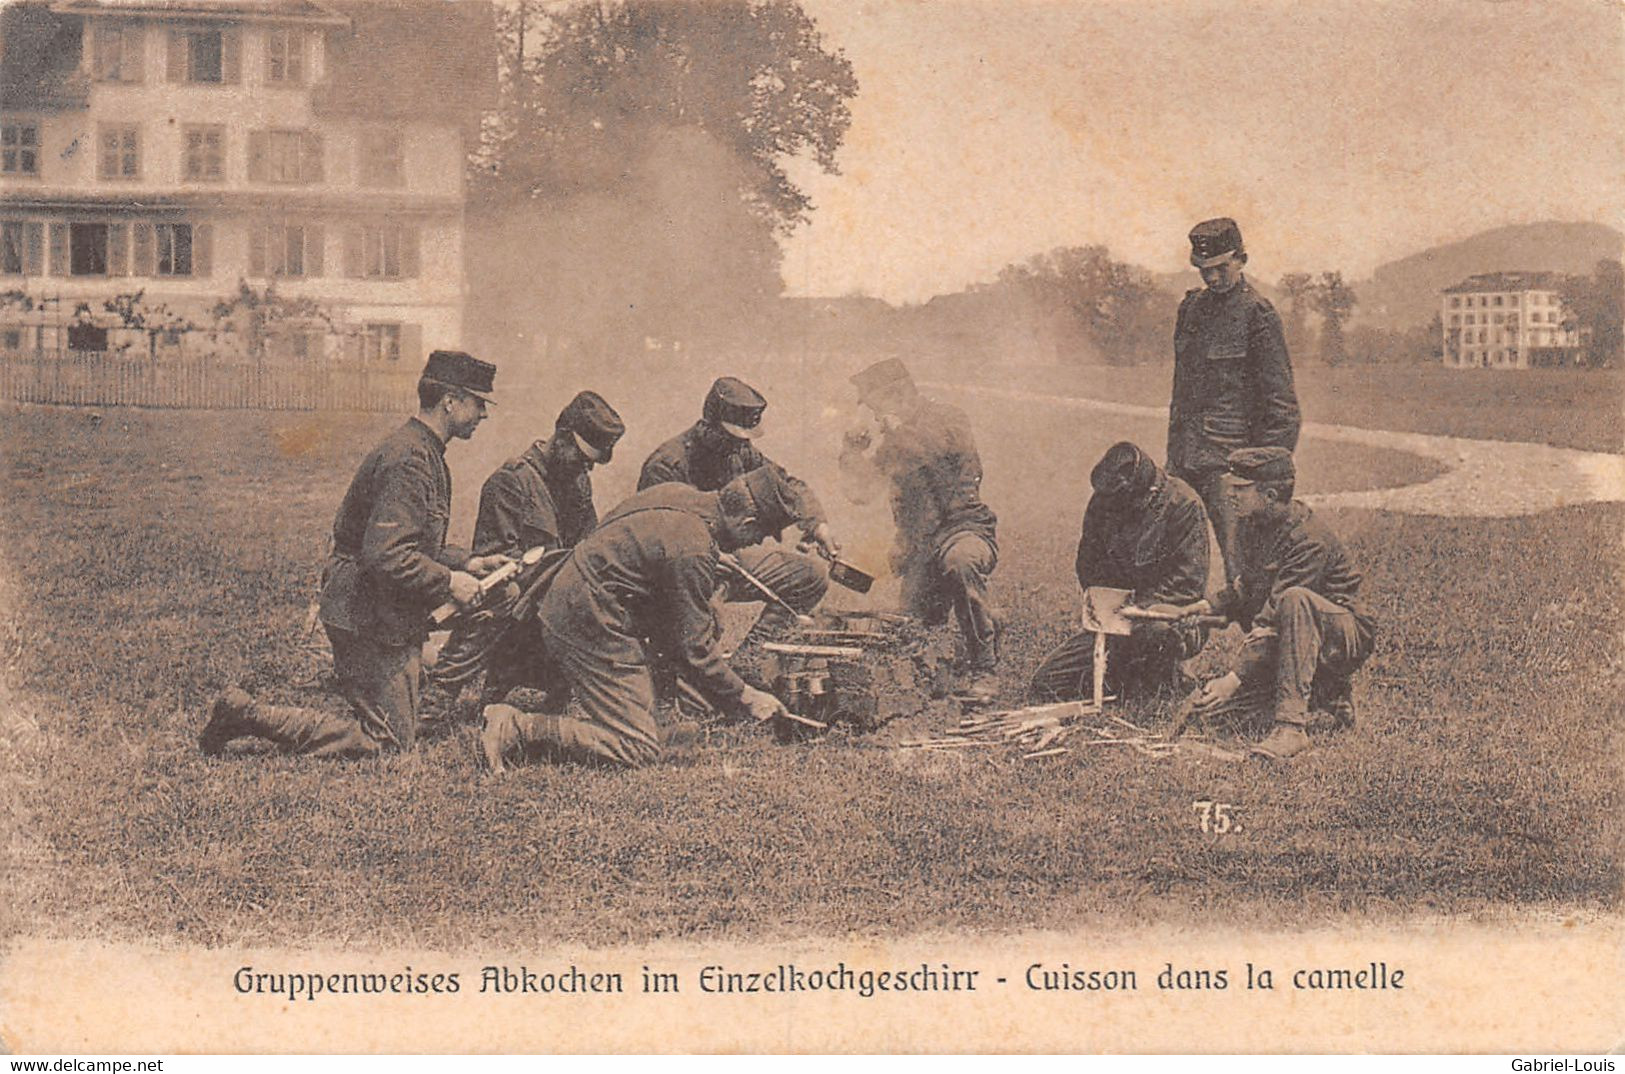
[1440,272,1580,370]
[0,0,492,366]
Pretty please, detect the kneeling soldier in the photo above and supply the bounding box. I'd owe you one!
[478,467,801,772]
[200,350,509,759]
[1172,447,1376,760]
[1029,441,1212,702]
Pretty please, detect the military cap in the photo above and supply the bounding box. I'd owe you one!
[556,390,625,464]
[703,376,768,440]
[421,349,496,402]
[1091,441,1158,499]
[1227,446,1295,484]
[1188,218,1246,268]
[849,357,915,404]
[729,465,803,539]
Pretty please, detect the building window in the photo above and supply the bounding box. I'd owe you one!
[168,28,240,84]
[1450,297,1460,308]
[69,223,109,275]
[93,24,144,83]
[249,221,323,278]
[344,222,419,280]
[358,128,404,188]
[248,129,323,183]
[67,324,109,352]
[1450,314,1460,326]
[2,121,40,175]
[183,125,224,181]
[264,28,305,85]
[1493,295,1503,306]
[99,125,140,179]
[1,221,24,274]
[1493,313,1503,325]
[1510,295,1519,306]
[154,223,193,276]
[362,322,402,362]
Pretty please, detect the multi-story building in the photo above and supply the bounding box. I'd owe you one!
[1440,272,1581,370]
[0,0,492,367]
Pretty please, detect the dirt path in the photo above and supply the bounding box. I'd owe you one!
[957,385,1625,518]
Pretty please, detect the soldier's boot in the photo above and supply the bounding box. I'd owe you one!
[956,614,1001,703]
[477,703,525,776]
[1322,678,1356,730]
[1250,700,1313,762]
[199,686,257,756]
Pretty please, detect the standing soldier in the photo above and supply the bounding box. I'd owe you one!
[433,391,626,703]
[1028,442,1212,703]
[639,376,839,638]
[200,350,509,759]
[1167,218,1300,583]
[840,358,1001,699]
[1171,448,1376,761]
[478,467,803,772]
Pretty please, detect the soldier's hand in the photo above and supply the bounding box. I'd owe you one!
[448,570,482,607]
[800,521,841,559]
[1139,603,1185,620]
[739,685,788,724]
[466,553,512,578]
[1192,671,1242,713]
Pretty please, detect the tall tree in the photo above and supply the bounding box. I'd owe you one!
[1310,271,1357,367]
[1559,259,1623,369]
[992,245,1173,365]
[1277,272,1315,359]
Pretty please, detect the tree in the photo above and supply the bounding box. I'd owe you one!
[990,245,1174,365]
[103,291,200,360]
[208,280,336,361]
[1559,258,1623,369]
[1309,271,1357,367]
[1277,272,1316,359]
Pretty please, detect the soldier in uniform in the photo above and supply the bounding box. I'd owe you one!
[639,376,838,638]
[477,467,803,772]
[1167,218,1300,584]
[432,391,626,703]
[1170,448,1376,761]
[200,350,509,759]
[839,357,1001,699]
[1028,442,1212,703]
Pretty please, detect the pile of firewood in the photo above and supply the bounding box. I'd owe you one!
[898,700,1178,761]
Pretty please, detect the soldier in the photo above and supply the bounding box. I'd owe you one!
[432,391,626,703]
[477,467,802,772]
[839,357,1001,699]
[639,376,837,638]
[1170,448,1376,761]
[1167,218,1300,584]
[1028,442,1212,703]
[200,350,509,759]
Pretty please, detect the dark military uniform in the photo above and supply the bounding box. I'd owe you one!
[1029,469,1211,701]
[842,396,1000,668]
[1214,501,1376,726]
[639,420,828,619]
[474,439,600,556]
[500,484,754,768]
[1167,277,1300,580]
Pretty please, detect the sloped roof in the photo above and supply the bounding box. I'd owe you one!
[1442,271,1567,294]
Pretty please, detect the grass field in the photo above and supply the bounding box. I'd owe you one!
[0,369,1620,948]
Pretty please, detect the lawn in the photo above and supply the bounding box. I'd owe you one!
[0,375,1619,949]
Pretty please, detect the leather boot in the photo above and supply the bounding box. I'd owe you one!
[199,686,257,756]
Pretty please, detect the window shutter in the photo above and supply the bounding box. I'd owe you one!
[400,323,423,366]
[247,224,265,276]
[167,30,185,81]
[306,223,324,277]
[93,27,113,80]
[303,131,324,183]
[24,222,43,276]
[342,225,361,278]
[401,225,420,278]
[132,222,154,276]
[127,26,145,84]
[48,223,67,276]
[108,224,129,276]
[193,222,212,277]
[221,29,241,84]
[247,130,267,181]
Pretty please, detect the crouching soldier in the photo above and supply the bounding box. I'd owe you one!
[1029,442,1212,703]
[433,390,626,704]
[1171,448,1376,760]
[477,467,802,772]
[639,376,839,640]
[200,350,510,759]
[840,357,1001,699]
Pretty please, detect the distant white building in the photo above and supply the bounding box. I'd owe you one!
[1440,272,1581,370]
[0,0,492,365]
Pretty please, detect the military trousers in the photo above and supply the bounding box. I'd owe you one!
[902,532,999,669]
[515,622,664,768]
[722,546,830,627]
[1028,620,1202,703]
[1176,465,1241,585]
[1235,587,1374,726]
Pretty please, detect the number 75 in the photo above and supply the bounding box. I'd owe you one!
[1193,800,1239,834]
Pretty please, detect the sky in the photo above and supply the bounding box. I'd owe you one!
[779,0,1625,303]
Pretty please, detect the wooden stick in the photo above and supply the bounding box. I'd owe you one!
[1022,747,1070,760]
[1092,630,1107,711]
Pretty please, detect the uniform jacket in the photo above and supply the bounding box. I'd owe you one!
[472,439,598,558]
[1076,471,1209,607]
[637,420,825,528]
[318,417,469,646]
[841,397,998,571]
[1214,501,1375,639]
[540,484,747,707]
[1167,277,1301,475]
